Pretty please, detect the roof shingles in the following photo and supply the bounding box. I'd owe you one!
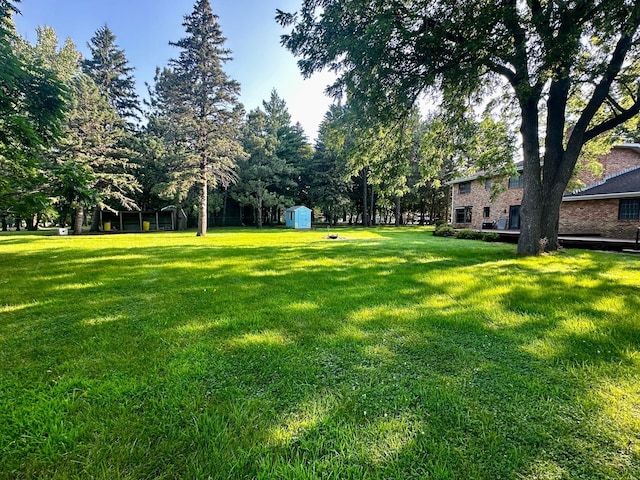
[565,166,640,198]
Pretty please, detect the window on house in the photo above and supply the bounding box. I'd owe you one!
[619,199,640,220]
[485,179,492,190]
[483,207,490,218]
[455,206,472,223]
[508,175,523,188]
[458,181,471,194]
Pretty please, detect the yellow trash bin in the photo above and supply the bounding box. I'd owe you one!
[142,221,150,231]
[104,221,111,231]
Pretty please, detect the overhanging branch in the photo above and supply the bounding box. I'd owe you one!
[584,98,640,141]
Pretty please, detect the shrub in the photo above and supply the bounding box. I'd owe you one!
[433,225,455,237]
[434,219,447,228]
[482,232,501,242]
[455,229,483,240]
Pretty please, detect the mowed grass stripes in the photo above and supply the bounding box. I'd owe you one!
[1,228,639,479]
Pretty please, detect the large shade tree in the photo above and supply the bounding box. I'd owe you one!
[278,0,640,255]
[151,0,244,236]
[0,4,66,228]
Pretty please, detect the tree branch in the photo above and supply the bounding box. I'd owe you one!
[604,94,626,114]
[569,27,639,148]
[584,98,640,141]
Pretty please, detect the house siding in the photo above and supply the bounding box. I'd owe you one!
[452,177,523,230]
[575,147,640,187]
[559,199,640,238]
[449,145,640,239]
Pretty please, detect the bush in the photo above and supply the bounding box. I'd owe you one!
[455,229,483,240]
[433,225,455,237]
[482,232,501,242]
[434,219,447,228]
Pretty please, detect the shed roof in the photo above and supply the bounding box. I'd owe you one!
[285,205,311,212]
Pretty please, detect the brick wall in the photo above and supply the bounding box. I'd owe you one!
[575,146,640,188]
[451,177,523,229]
[562,146,640,239]
[560,200,640,239]
[450,146,640,237]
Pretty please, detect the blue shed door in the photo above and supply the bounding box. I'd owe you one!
[299,210,310,228]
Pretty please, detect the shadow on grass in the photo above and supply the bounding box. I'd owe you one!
[0,230,639,479]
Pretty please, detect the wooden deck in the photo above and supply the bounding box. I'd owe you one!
[484,229,640,252]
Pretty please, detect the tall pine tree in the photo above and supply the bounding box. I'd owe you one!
[54,74,139,234]
[150,0,244,236]
[82,25,140,126]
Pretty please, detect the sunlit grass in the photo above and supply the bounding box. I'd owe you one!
[1,227,639,479]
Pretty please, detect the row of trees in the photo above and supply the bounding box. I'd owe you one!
[1,0,140,233]
[5,0,639,254]
[2,0,514,236]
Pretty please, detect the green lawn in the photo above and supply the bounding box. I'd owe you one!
[1,228,639,479]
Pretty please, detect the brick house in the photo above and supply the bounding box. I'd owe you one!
[448,144,640,239]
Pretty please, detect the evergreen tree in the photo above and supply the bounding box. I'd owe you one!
[308,105,353,225]
[18,27,138,232]
[82,25,140,125]
[54,74,139,233]
[233,107,293,227]
[279,121,313,206]
[150,0,244,236]
[261,90,311,214]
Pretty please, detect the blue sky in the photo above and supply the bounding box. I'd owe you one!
[13,0,335,140]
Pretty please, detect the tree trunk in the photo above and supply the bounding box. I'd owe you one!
[25,216,36,231]
[370,184,376,225]
[442,187,449,225]
[197,164,208,236]
[257,194,263,228]
[541,153,579,251]
[90,208,100,232]
[395,196,401,227]
[222,186,228,226]
[362,168,369,227]
[538,77,573,251]
[74,206,84,235]
[516,96,543,255]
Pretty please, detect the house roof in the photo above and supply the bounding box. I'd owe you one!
[447,162,524,185]
[616,143,640,155]
[448,143,640,186]
[563,166,640,201]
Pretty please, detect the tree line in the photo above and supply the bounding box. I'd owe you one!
[0,0,520,235]
[3,0,639,255]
